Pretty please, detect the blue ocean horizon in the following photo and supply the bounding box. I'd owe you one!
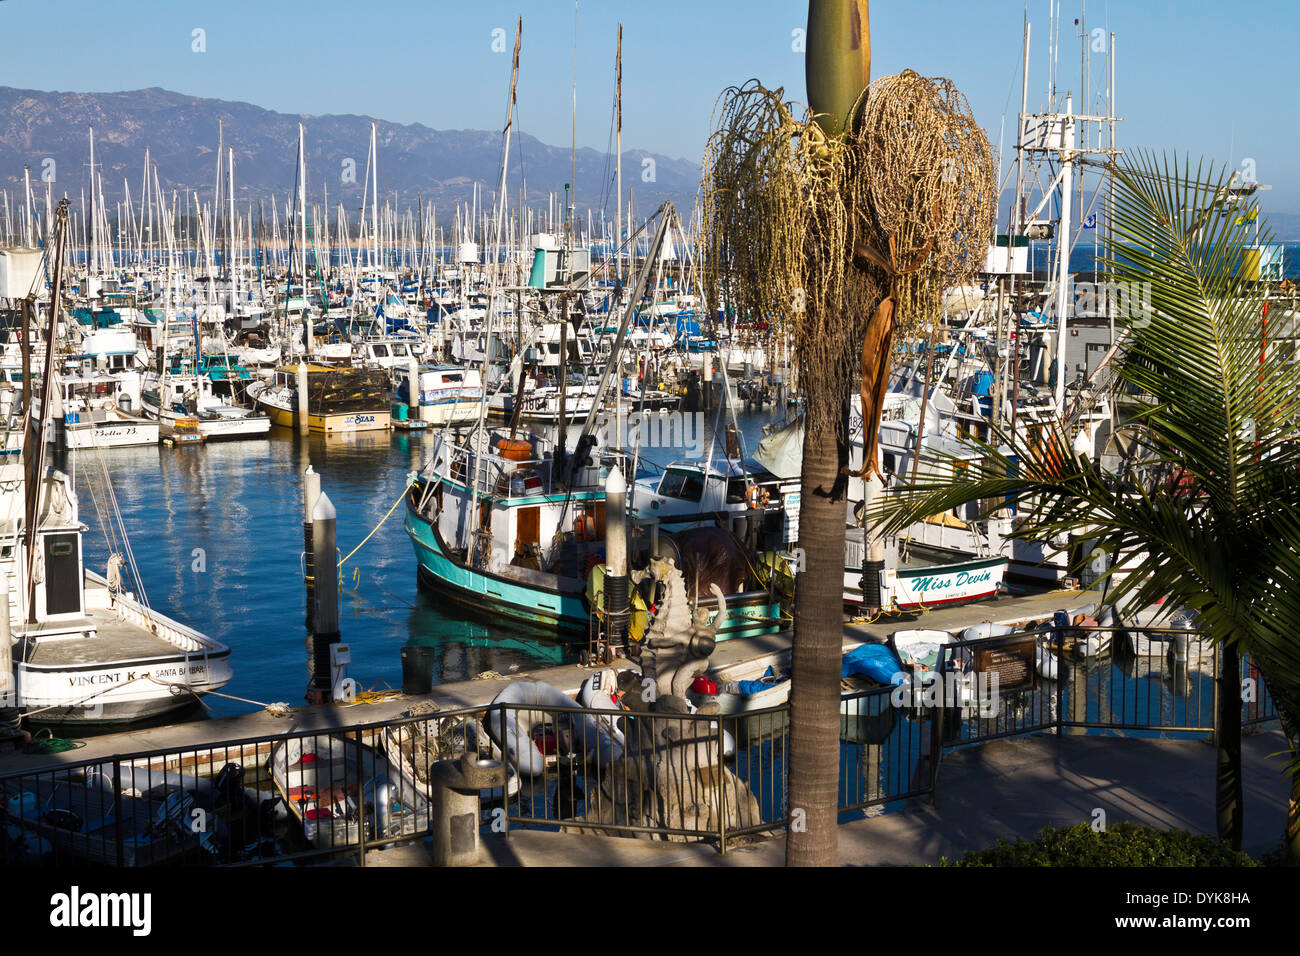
[1035,239,1299,282]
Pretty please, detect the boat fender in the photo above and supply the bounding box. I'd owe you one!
[579,668,621,710]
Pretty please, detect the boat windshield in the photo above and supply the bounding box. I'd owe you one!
[657,467,705,501]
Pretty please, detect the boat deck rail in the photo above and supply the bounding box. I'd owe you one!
[430,432,633,502]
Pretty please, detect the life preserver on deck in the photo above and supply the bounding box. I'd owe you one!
[746,484,769,510]
[575,513,596,542]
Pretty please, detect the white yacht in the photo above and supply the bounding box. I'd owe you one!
[5,459,233,723]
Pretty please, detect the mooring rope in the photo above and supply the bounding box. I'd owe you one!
[337,476,415,569]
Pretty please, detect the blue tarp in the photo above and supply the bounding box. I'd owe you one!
[736,667,784,697]
[841,643,903,684]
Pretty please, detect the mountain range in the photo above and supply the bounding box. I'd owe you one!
[2,86,1297,241]
[0,86,702,232]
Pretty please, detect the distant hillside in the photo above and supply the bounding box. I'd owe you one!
[0,86,701,230]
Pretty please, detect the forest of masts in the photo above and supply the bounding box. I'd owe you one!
[0,125,673,289]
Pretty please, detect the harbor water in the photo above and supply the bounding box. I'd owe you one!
[49,405,789,730]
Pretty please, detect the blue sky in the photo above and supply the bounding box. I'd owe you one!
[2,0,1296,210]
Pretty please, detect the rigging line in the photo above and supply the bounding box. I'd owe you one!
[86,419,152,619]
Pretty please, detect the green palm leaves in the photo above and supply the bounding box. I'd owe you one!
[881,150,1300,695]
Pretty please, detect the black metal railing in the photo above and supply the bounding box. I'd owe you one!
[924,625,1277,790]
[0,629,1281,867]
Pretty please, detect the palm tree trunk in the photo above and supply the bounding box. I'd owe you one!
[787,410,848,866]
[1255,667,1300,863]
[1217,645,1243,849]
[1288,768,1300,864]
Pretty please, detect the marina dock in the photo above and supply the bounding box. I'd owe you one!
[0,586,1100,777]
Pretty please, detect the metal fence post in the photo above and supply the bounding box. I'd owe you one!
[112,759,124,868]
[928,692,944,805]
[717,715,727,854]
[354,728,367,867]
[499,702,511,842]
[1055,628,1065,736]
[1212,644,1222,748]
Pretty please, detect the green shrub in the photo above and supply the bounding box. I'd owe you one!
[938,822,1257,867]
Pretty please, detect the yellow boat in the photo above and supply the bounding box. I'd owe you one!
[251,363,392,433]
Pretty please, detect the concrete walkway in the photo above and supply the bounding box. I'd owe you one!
[362,729,1290,866]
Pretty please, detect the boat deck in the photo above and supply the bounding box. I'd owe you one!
[18,608,184,668]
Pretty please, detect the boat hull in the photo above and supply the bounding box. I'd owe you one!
[14,571,233,725]
[844,554,1007,611]
[257,396,392,433]
[54,418,159,449]
[197,415,272,439]
[405,495,781,641]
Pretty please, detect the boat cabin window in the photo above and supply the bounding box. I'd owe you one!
[657,467,705,502]
[726,477,748,504]
[373,344,389,358]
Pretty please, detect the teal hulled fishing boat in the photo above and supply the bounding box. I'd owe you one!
[403,431,783,640]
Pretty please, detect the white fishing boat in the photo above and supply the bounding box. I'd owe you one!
[6,457,233,722]
[394,364,485,426]
[141,371,270,440]
[46,372,159,449]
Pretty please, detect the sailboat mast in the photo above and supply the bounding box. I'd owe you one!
[24,200,69,624]
[370,123,379,276]
[467,16,522,539]
[228,146,236,282]
[88,127,97,277]
[298,124,307,288]
[616,23,622,281]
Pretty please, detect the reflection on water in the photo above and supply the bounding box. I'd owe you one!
[46,403,791,730]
